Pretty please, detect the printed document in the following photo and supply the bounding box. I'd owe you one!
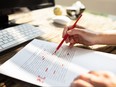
[0,39,116,86]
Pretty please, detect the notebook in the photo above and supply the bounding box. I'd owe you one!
[0,39,116,87]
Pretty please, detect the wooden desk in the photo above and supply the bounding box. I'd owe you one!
[0,7,116,87]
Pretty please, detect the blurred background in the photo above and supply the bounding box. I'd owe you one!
[55,0,116,15]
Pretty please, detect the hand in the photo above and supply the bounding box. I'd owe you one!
[70,71,116,87]
[62,25,100,47]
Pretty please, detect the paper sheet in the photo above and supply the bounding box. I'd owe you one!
[0,39,116,86]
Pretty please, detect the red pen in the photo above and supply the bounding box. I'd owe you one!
[53,14,82,54]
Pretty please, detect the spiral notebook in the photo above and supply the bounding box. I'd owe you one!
[0,39,116,86]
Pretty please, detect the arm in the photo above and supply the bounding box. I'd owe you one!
[63,25,116,46]
[97,30,116,45]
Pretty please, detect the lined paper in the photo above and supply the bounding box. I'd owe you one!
[1,39,116,86]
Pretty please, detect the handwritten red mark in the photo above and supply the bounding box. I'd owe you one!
[37,76,43,83]
[37,75,46,83]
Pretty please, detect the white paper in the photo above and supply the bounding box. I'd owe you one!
[0,39,116,86]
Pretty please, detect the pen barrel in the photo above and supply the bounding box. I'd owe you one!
[55,14,82,53]
[56,34,69,50]
[63,34,69,40]
[71,14,82,29]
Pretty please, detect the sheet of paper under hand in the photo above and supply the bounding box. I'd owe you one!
[0,39,116,86]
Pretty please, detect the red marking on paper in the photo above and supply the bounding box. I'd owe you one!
[37,75,46,83]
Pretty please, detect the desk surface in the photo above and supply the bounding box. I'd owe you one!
[0,7,116,87]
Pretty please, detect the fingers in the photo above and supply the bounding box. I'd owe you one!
[89,71,101,76]
[71,73,95,87]
[72,71,116,87]
[63,25,85,38]
[69,39,76,48]
[63,26,77,43]
[63,26,70,43]
[68,35,78,47]
[72,72,105,87]
[89,71,116,78]
[62,25,88,45]
[71,79,93,87]
[76,25,85,29]
[62,26,66,38]
[62,26,70,38]
[67,28,85,36]
[74,73,98,83]
[63,27,81,44]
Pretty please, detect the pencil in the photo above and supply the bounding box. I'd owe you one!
[53,14,82,54]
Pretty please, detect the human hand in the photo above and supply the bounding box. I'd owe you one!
[62,25,100,47]
[70,71,116,87]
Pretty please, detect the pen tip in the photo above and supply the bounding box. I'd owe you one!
[52,50,57,55]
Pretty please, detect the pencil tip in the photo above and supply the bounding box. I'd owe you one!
[52,50,57,55]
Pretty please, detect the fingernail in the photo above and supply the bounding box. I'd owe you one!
[67,30,71,34]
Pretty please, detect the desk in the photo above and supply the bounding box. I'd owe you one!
[0,7,116,87]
